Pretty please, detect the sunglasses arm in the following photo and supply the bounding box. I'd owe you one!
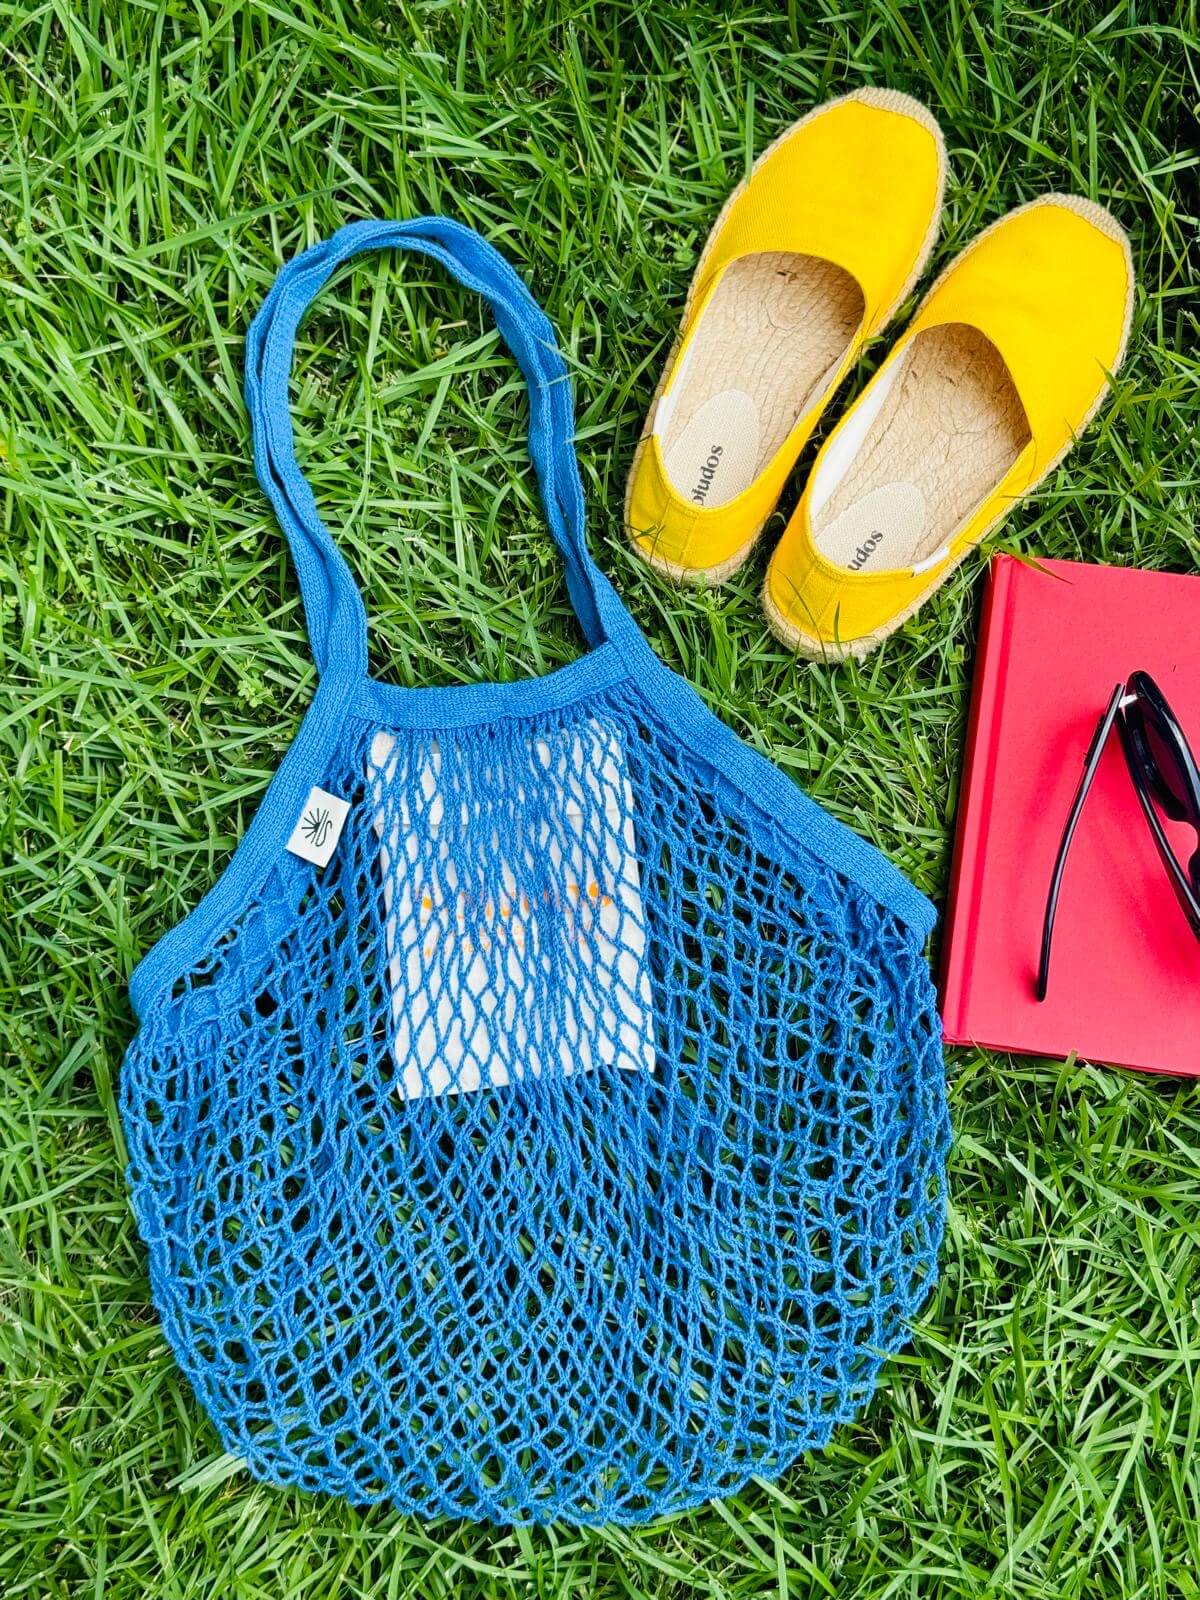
[1036,684,1126,1002]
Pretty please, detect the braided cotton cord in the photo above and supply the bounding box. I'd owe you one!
[243,217,628,674]
[122,219,949,1524]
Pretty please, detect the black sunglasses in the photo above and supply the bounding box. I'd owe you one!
[1038,670,1200,1002]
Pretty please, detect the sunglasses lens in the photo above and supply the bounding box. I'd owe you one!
[1127,674,1200,825]
[1142,710,1195,819]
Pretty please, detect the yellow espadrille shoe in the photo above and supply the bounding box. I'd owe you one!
[763,194,1135,658]
[625,88,946,583]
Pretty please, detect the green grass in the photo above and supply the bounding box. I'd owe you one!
[2,0,1198,1593]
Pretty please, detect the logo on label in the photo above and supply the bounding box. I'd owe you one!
[690,444,725,504]
[300,804,333,849]
[286,785,351,867]
[847,530,884,571]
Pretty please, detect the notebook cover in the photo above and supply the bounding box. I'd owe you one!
[940,554,1200,1076]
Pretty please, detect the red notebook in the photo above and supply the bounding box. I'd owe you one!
[940,554,1200,1076]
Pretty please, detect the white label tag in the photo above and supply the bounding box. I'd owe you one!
[286,786,350,867]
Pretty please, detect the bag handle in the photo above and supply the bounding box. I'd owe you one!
[244,217,628,683]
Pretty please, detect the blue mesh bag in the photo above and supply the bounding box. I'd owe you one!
[122,218,949,1524]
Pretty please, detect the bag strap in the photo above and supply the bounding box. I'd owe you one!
[244,217,630,683]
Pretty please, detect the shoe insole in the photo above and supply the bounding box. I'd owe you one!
[660,252,864,511]
[813,323,1031,573]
